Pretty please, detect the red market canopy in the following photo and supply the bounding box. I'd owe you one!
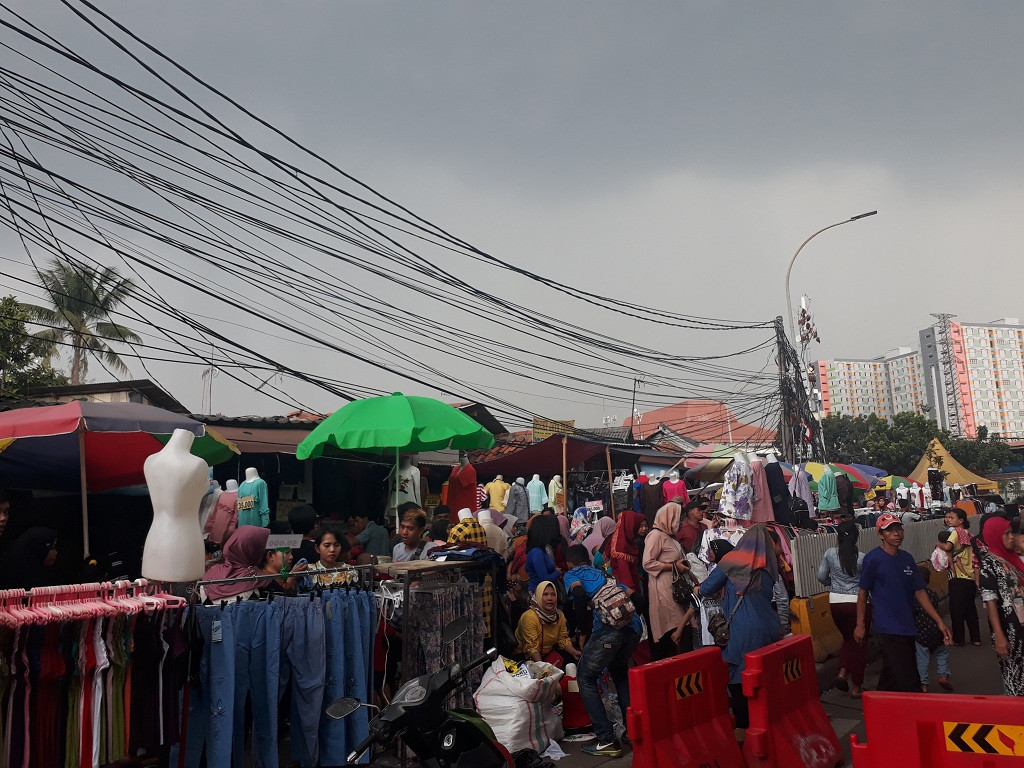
[473,434,608,478]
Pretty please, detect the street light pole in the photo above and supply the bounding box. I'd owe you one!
[785,210,877,344]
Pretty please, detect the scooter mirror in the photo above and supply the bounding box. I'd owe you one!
[326,697,362,720]
[441,616,469,644]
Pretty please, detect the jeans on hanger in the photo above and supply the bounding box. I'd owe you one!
[172,606,235,768]
[319,591,349,765]
[280,598,326,768]
[232,600,281,768]
[344,592,371,762]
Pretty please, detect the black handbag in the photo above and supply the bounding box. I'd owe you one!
[707,592,745,647]
[671,563,694,604]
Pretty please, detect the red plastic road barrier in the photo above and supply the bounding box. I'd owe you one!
[626,646,744,768]
[852,691,1024,765]
[742,634,842,768]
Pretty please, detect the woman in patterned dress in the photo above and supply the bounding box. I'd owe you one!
[977,516,1024,695]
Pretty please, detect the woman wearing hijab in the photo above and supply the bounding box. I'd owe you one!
[643,502,691,660]
[201,526,274,602]
[604,509,646,591]
[583,516,616,558]
[978,516,1024,695]
[0,527,58,589]
[699,524,783,728]
[514,580,580,666]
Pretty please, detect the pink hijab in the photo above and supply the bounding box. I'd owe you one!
[203,526,272,601]
[582,516,616,555]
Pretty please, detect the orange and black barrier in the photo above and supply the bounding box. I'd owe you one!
[851,691,1024,765]
[626,646,744,768]
[742,634,842,768]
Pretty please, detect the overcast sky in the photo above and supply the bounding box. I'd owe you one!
[3,2,1023,429]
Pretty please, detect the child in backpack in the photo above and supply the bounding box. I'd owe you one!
[563,544,640,758]
[914,564,953,691]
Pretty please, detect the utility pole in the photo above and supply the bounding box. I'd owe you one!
[931,313,964,437]
[775,316,793,463]
[629,376,644,440]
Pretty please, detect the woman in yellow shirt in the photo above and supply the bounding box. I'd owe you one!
[515,581,581,666]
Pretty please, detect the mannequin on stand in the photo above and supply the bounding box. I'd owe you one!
[896,482,910,502]
[817,467,840,514]
[197,469,222,530]
[661,470,689,505]
[141,429,209,581]
[762,452,792,522]
[951,484,963,504]
[642,473,664,525]
[204,478,239,546]
[237,467,270,528]
[527,474,549,513]
[548,475,565,515]
[720,452,753,520]
[485,475,511,513]
[389,455,422,511]
[506,477,531,524]
[748,454,774,523]
[909,482,923,510]
[446,451,478,513]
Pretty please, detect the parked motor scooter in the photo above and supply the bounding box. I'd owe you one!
[327,616,513,767]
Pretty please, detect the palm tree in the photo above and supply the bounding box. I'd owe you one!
[26,259,141,385]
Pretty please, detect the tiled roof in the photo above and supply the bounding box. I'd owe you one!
[623,399,776,447]
[469,433,533,464]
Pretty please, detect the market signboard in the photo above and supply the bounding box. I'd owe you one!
[533,417,575,443]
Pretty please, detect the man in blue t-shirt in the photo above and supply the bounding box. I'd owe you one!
[564,544,640,758]
[855,513,951,691]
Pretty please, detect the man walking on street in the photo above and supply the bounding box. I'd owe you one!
[855,513,952,691]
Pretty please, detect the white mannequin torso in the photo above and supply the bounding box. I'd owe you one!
[141,429,210,581]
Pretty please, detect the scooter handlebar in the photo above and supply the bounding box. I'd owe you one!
[346,732,376,764]
[464,647,499,674]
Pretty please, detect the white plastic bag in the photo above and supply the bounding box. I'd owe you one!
[474,656,565,753]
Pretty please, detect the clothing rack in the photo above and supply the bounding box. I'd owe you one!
[193,563,374,588]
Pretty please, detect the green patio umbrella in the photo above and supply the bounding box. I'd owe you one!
[297,393,495,522]
[297,393,495,459]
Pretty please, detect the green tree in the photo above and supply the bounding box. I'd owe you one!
[947,432,1017,476]
[0,295,68,396]
[24,260,141,385]
[822,411,947,476]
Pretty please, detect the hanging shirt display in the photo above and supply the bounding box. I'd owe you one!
[719,461,753,520]
[236,477,269,528]
[749,461,774,523]
[389,464,422,509]
[506,482,530,523]
[527,477,549,512]
[661,479,689,505]
[817,471,839,512]
[641,481,664,525]
[789,463,816,518]
[763,462,791,521]
[834,473,854,516]
[484,479,511,512]
[446,462,479,513]
[548,477,565,515]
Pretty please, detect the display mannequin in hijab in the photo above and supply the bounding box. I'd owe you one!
[0,527,58,589]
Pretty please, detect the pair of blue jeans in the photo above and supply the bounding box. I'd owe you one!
[280,597,327,768]
[915,641,950,686]
[232,601,282,768]
[576,626,639,742]
[175,607,235,768]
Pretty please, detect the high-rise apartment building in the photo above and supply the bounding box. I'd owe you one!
[921,318,1024,439]
[818,317,1024,440]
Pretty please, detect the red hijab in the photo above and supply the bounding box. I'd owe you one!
[982,517,1024,573]
[607,509,644,564]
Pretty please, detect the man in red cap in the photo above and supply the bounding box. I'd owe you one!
[854,513,952,691]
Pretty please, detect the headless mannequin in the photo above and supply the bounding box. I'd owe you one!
[238,467,270,527]
[661,469,689,505]
[205,476,240,546]
[548,474,564,515]
[527,473,549,512]
[142,429,209,581]
[749,454,774,522]
[765,452,779,464]
[485,474,511,513]
[447,451,478,512]
[817,467,839,513]
[390,455,422,509]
